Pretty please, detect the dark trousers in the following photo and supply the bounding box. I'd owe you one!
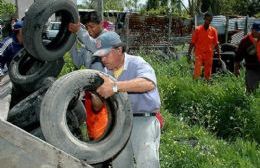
[245,69,260,93]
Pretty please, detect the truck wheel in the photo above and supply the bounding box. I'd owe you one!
[40,69,132,164]
[9,49,64,92]
[221,43,237,52]
[23,0,79,61]
[7,80,53,130]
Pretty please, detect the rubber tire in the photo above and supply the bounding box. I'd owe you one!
[7,78,55,129]
[40,69,132,164]
[9,49,64,92]
[23,0,79,61]
[30,127,46,141]
[220,51,235,72]
[221,43,237,52]
[30,100,86,141]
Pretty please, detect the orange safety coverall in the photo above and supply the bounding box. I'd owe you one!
[191,25,218,80]
[84,92,108,140]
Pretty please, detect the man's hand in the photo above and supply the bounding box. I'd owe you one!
[96,74,115,99]
[68,22,81,33]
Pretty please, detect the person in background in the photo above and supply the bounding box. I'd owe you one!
[95,31,161,168]
[234,21,260,93]
[68,11,106,71]
[0,20,23,121]
[188,13,220,81]
[0,20,23,77]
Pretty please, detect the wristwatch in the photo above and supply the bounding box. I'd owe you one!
[112,82,118,93]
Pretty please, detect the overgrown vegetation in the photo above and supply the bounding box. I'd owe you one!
[141,52,260,167]
[0,0,16,20]
[143,52,260,143]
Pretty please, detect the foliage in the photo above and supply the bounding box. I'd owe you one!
[104,0,124,11]
[204,0,260,16]
[0,0,16,20]
[146,0,160,11]
[160,113,260,168]
[139,51,260,143]
[59,53,78,77]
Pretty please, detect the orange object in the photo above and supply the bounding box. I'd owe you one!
[191,25,218,80]
[84,92,109,140]
[155,112,164,129]
[193,52,213,80]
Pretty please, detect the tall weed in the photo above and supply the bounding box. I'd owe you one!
[140,52,260,143]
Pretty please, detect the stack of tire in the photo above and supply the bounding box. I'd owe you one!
[6,0,133,166]
[212,43,237,74]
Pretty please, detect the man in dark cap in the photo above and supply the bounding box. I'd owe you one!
[0,20,23,121]
[0,20,23,77]
[234,20,260,93]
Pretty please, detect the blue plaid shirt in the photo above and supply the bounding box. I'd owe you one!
[0,34,23,75]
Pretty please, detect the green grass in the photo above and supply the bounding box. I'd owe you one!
[160,111,260,168]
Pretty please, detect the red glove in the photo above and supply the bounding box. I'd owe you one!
[156,112,164,129]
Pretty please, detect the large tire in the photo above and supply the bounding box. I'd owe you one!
[23,0,79,61]
[9,49,64,92]
[30,101,86,141]
[221,43,237,52]
[40,69,132,164]
[220,51,235,73]
[212,58,227,74]
[7,78,55,130]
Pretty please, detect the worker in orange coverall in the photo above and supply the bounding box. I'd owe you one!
[188,13,220,81]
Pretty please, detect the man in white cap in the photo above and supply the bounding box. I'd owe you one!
[234,20,260,93]
[94,31,161,168]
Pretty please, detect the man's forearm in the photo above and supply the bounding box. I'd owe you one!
[117,78,155,93]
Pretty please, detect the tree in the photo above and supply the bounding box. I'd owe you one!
[201,0,260,16]
[0,0,16,20]
[146,0,160,10]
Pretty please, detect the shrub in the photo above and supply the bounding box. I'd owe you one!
[140,52,260,143]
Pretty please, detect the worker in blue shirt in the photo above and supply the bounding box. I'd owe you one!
[0,20,23,77]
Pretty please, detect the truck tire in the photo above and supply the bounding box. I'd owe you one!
[23,0,79,61]
[212,58,227,74]
[221,43,237,52]
[40,69,132,164]
[7,80,53,130]
[30,100,86,141]
[9,49,64,92]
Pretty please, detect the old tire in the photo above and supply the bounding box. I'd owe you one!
[221,43,237,52]
[220,51,235,73]
[9,49,64,92]
[40,69,132,164]
[23,0,79,61]
[8,78,55,130]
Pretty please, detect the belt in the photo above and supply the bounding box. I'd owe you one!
[133,113,156,117]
